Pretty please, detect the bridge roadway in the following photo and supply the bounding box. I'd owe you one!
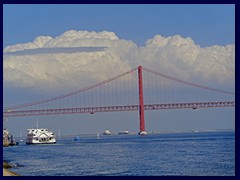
[3,101,235,117]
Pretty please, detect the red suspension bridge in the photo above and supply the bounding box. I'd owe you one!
[3,66,235,134]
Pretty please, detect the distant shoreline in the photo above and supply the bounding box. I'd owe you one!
[12,129,235,139]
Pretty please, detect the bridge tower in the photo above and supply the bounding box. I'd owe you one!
[138,66,147,135]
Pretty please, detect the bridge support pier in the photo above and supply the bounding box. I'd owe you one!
[138,66,147,135]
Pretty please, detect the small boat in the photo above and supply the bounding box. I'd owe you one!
[19,131,24,142]
[118,130,129,135]
[103,129,111,135]
[74,136,80,141]
[26,128,57,144]
[138,131,147,135]
[192,130,199,133]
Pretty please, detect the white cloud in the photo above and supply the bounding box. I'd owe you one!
[3,30,235,91]
[137,35,234,83]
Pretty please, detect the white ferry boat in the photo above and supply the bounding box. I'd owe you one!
[26,128,56,144]
[103,129,111,135]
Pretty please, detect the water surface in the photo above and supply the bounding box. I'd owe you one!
[3,131,235,176]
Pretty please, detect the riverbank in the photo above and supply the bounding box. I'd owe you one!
[3,168,20,176]
[3,162,21,176]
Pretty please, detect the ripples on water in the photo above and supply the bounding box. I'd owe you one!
[3,131,235,176]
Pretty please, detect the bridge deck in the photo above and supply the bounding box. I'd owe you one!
[3,101,235,117]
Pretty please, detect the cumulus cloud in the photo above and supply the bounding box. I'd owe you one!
[3,30,235,92]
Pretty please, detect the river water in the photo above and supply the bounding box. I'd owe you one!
[3,131,235,176]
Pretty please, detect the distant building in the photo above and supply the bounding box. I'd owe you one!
[3,129,18,147]
[3,129,10,147]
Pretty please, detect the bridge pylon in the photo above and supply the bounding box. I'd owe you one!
[138,66,147,135]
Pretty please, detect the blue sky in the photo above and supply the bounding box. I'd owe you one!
[3,4,234,48]
[3,4,235,136]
